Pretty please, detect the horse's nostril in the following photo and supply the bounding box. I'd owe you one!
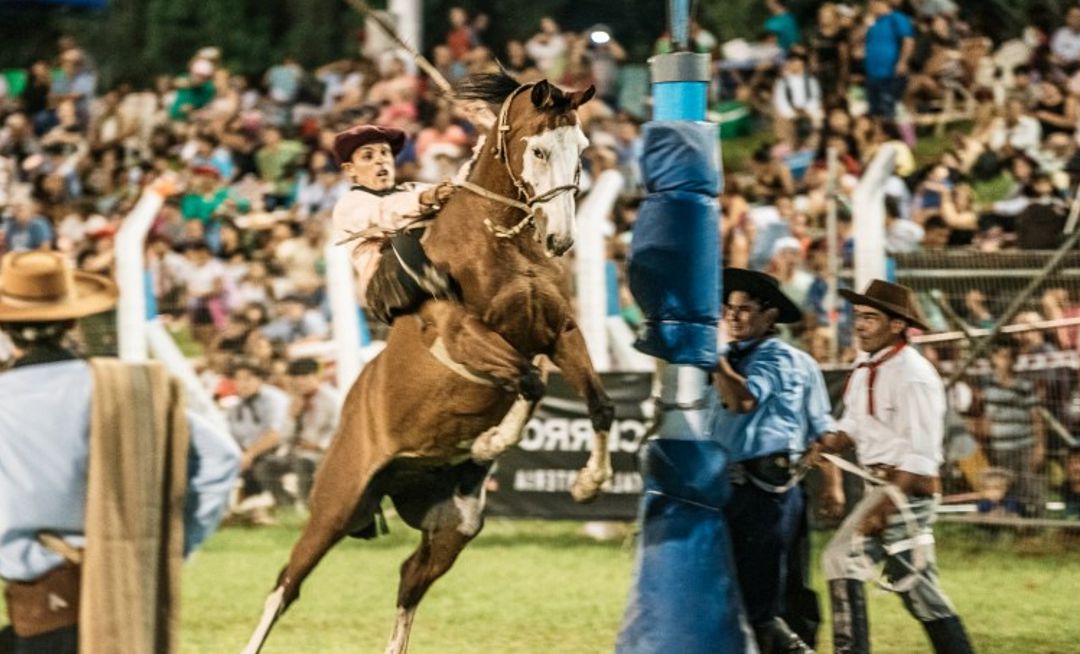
[546,234,557,251]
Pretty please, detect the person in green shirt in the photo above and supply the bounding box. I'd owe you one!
[765,0,802,52]
[168,59,216,121]
[254,125,305,209]
[180,166,229,223]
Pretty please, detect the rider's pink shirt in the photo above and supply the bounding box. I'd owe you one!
[331,182,432,300]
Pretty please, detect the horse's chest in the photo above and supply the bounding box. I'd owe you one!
[482,283,564,350]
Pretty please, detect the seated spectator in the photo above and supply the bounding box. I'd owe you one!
[180,240,230,348]
[255,126,305,210]
[885,194,924,253]
[906,14,964,112]
[1064,448,1080,519]
[975,467,1021,517]
[962,289,995,330]
[2,196,53,252]
[749,144,795,202]
[281,358,341,506]
[987,98,1042,160]
[261,295,329,344]
[1050,6,1080,68]
[416,106,468,158]
[878,120,916,176]
[274,218,326,301]
[226,359,291,525]
[505,40,542,81]
[767,236,813,310]
[526,16,568,78]
[181,165,231,224]
[1031,81,1078,140]
[368,55,420,129]
[1004,64,1040,107]
[169,58,216,122]
[921,214,952,249]
[1015,175,1068,249]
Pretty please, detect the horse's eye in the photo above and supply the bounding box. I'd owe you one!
[532,148,546,160]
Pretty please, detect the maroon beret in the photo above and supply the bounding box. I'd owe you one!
[332,125,406,164]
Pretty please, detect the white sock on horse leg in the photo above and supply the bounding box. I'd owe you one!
[384,606,417,654]
[240,586,285,654]
[471,397,533,461]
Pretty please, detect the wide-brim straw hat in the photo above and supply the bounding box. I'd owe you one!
[723,267,803,324]
[839,279,929,331]
[0,251,118,322]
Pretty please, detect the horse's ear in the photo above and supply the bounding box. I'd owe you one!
[570,85,596,109]
[531,80,553,109]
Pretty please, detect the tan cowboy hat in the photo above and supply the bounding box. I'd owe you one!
[839,279,929,331]
[0,251,118,322]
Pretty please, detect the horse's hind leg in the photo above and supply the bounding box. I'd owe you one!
[241,416,388,653]
[384,462,488,654]
[385,525,476,654]
[240,513,349,654]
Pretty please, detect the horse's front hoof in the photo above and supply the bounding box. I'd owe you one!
[570,468,611,504]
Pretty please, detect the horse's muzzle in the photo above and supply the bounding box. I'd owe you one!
[546,234,574,257]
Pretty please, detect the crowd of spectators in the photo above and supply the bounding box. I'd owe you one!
[711,0,1080,518]
[1,1,1079,521]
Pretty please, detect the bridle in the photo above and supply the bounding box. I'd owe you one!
[456,83,582,240]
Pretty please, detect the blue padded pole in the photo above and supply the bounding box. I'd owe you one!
[616,48,747,654]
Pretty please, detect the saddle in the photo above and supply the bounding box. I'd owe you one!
[366,229,460,324]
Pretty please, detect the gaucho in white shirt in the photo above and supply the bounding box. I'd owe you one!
[817,279,975,654]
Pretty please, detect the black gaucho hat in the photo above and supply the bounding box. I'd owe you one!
[723,267,803,324]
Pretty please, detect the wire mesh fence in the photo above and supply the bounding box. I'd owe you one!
[893,249,1080,526]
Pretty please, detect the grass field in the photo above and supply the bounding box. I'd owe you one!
[170,515,1080,654]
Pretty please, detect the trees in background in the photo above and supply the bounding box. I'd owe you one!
[0,0,1073,89]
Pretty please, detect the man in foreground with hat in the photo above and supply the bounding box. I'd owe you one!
[331,124,458,323]
[818,279,975,654]
[0,251,240,654]
[710,268,834,654]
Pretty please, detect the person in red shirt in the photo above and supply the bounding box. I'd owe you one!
[445,7,474,62]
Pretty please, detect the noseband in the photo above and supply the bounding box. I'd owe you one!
[456,83,581,240]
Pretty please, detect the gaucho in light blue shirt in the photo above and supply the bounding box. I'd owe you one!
[710,337,834,462]
[709,267,833,654]
[0,358,241,583]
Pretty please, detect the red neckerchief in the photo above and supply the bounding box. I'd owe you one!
[843,341,907,416]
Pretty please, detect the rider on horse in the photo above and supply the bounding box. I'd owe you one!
[331,124,459,324]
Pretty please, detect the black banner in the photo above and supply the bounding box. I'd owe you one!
[485,369,855,521]
[486,372,653,521]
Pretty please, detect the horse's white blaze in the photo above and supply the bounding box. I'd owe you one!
[240,586,285,654]
[384,607,416,654]
[520,125,588,254]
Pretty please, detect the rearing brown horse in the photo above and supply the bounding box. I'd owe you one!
[241,74,615,654]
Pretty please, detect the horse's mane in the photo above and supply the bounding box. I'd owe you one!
[452,70,521,105]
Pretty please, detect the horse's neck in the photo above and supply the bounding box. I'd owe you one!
[429,136,539,259]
